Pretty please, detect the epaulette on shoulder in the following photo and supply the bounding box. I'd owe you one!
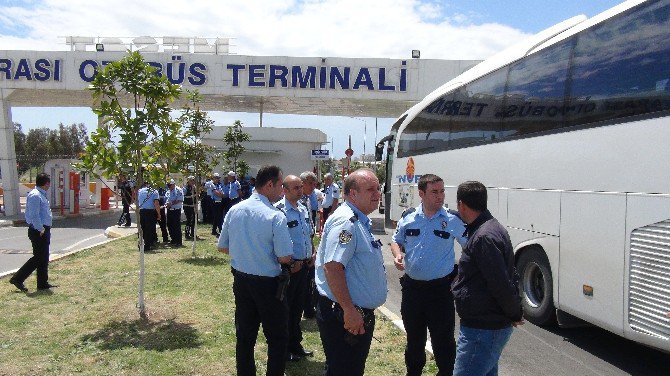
[349,214,358,223]
[447,208,462,220]
[276,202,285,209]
[401,207,416,219]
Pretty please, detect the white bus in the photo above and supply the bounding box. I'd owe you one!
[376,0,670,352]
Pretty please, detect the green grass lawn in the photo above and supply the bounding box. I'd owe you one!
[1,230,437,375]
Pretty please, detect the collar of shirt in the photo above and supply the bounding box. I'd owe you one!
[36,186,48,196]
[417,204,447,221]
[345,201,371,231]
[252,192,273,207]
[464,209,493,237]
[281,198,301,213]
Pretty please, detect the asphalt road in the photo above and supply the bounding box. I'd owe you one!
[370,211,670,376]
[0,211,120,276]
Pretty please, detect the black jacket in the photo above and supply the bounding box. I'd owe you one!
[452,210,522,329]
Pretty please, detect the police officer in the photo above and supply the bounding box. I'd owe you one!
[137,181,161,251]
[391,173,467,376]
[218,165,294,376]
[165,179,184,247]
[227,170,242,209]
[321,173,340,228]
[276,175,315,362]
[202,177,213,224]
[183,176,196,240]
[157,183,169,243]
[117,174,133,227]
[315,168,386,376]
[10,173,55,292]
[209,173,224,236]
[299,171,319,318]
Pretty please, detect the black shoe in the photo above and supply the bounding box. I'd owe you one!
[211,232,219,236]
[292,346,314,357]
[9,278,28,292]
[124,224,132,227]
[37,283,58,290]
[303,312,315,319]
[286,352,303,362]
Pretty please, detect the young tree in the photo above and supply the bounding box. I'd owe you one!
[222,120,250,173]
[176,90,221,255]
[77,51,182,318]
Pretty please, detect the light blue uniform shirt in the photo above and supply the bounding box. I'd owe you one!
[210,181,223,202]
[205,180,214,197]
[228,180,241,200]
[315,202,387,309]
[308,191,318,212]
[137,187,159,209]
[275,198,312,260]
[392,204,468,281]
[25,187,52,232]
[218,192,294,277]
[166,186,184,210]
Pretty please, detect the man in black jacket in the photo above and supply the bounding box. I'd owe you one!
[451,181,523,376]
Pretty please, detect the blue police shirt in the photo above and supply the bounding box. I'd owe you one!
[137,187,159,209]
[308,191,318,212]
[210,181,223,202]
[275,198,312,260]
[315,202,387,309]
[25,187,52,232]
[228,180,241,200]
[166,186,184,210]
[205,180,214,197]
[392,204,468,281]
[218,192,294,277]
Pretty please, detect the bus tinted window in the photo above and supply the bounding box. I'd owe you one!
[566,0,670,126]
[450,68,507,148]
[398,93,454,157]
[503,40,572,137]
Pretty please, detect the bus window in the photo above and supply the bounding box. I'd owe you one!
[450,68,507,148]
[503,39,572,137]
[566,0,670,127]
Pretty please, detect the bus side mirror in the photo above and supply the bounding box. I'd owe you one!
[375,143,384,161]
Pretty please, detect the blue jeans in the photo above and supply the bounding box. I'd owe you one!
[453,325,513,376]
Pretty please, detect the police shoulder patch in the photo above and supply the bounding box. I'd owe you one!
[339,230,353,244]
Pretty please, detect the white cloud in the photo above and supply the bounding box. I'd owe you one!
[0,0,530,60]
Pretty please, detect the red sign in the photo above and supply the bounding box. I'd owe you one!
[345,148,354,157]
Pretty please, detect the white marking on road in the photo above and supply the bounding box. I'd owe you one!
[63,234,106,251]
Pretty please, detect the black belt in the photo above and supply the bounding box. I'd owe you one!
[320,295,375,315]
[401,268,457,288]
[231,267,278,281]
[29,225,51,230]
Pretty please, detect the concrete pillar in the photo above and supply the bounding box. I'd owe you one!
[0,91,21,216]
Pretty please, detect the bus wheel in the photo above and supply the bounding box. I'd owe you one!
[517,248,556,325]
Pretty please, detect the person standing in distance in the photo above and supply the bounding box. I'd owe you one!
[275,175,315,362]
[315,168,387,376]
[117,174,133,227]
[299,171,319,319]
[10,173,55,292]
[218,165,294,376]
[391,174,467,376]
[165,179,184,247]
[320,173,339,232]
[210,173,224,236]
[183,176,196,240]
[137,181,161,251]
[452,181,523,376]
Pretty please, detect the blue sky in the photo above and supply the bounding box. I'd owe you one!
[1,0,624,158]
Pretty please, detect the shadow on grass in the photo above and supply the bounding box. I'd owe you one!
[81,318,202,352]
[285,357,325,375]
[178,256,229,267]
[301,318,319,333]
